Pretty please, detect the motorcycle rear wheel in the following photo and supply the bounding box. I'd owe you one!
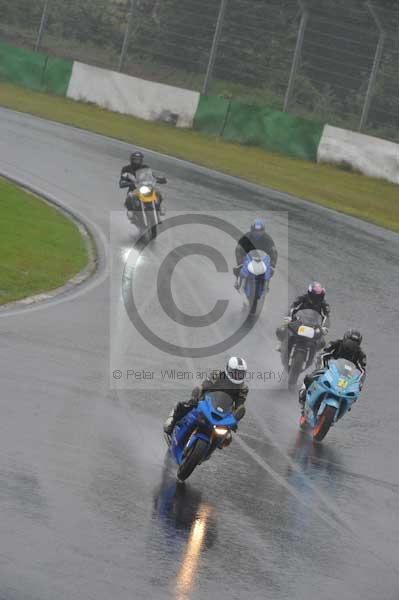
[249,295,258,315]
[288,351,305,389]
[177,439,209,481]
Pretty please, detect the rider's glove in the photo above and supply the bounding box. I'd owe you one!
[322,326,329,336]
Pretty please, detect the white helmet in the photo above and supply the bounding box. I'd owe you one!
[225,356,247,384]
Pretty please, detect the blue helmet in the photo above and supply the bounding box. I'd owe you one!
[250,218,265,236]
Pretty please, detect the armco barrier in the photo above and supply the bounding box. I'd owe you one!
[66,62,200,128]
[0,41,72,96]
[194,95,324,161]
[318,125,399,185]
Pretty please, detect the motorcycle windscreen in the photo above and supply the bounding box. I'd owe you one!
[135,167,156,186]
[295,308,323,326]
[247,249,269,262]
[332,358,361,379]
[208,391,234,415]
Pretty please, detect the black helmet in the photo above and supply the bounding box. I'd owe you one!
[130,151,144,168]
[343,329,362,345]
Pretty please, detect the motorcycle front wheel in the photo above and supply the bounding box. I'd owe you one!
[312,405,336,442]
[147,210,158,240]
[177,439,209,481]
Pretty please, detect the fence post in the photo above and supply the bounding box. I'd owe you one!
[35,0,50,53]
[283,0,308,112]
[359,2,385,131]
[118,0,136,72]
[202,0,228,95]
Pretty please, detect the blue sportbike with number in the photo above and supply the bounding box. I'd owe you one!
[240,250,273,315]
[165,391,239,481]
[300,358,361,441]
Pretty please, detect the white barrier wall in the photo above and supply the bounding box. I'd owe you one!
[317,125,399,185]
[67,62,200,128]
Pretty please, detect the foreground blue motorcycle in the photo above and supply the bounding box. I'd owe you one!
[165,391,239,481]
[300,358,361,441]
[240,250,273,315]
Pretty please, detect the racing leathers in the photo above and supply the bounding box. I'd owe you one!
[235,231,278,273]
[163,370,249,438]
[119,163,164,215]
[276,294,330,351]
[234,231,278,290]
[289,293,330,325]
[299,339,367,406]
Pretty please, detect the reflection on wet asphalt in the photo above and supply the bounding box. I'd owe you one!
[0,109,399,599]
[151,455,216,600]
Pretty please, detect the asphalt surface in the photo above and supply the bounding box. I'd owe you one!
[1,107,399,600]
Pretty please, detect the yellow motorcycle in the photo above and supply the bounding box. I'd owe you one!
[123,168,166,242]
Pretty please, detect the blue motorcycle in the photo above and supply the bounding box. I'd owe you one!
[300,359,361,442]
[240,250,273,315]
[165,391,240,481]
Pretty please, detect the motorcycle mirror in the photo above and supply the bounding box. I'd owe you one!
[157,177,167,184]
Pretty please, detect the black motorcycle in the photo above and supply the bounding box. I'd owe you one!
[281,309,326,388]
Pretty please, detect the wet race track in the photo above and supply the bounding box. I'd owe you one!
[0,108,399,600]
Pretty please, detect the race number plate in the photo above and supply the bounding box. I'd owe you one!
[337,378,349,389]
[298,325,315,339]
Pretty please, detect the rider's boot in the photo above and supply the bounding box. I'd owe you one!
[163,399,194,435]
[163,409,177,435]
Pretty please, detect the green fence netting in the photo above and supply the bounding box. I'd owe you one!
[194,95,324,161]
[0,41,73,95]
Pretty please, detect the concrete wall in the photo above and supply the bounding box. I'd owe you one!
[67,62,200,128]
[318,125,399,185]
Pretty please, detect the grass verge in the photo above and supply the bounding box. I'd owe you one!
[1,82,399,232]
[0,176,88,304]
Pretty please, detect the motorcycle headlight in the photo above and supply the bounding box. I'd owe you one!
[139,185,152,195]
[214,426,228,436]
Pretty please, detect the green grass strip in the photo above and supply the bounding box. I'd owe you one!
[0,176,88,304]
[1,82,398,232]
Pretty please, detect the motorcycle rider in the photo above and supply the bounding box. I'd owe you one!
[234,219,277,289]
[275,282,330,351]
[119,151,165,218]
[298,329,367,409]
[163,357,249,443]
